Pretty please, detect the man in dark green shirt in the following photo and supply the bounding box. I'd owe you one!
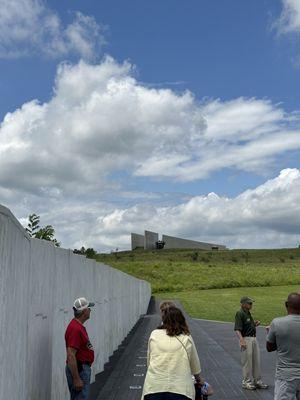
[234,296,268,390]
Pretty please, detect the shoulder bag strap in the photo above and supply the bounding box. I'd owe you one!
[174,335,190,360]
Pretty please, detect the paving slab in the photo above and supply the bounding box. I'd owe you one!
[91,299,277,400]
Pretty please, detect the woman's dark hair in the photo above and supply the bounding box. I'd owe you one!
[159,300,176,313]
[161,306,190,336]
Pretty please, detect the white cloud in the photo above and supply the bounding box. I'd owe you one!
[79,168,300,250]
[275,0,300,34]
[137,97,300,181]
[0,0,105,59]
[1,57,299,195]
[11,168,299,251]
[0,57,207,194]
[0,57,300,250]
[202,98,284,141]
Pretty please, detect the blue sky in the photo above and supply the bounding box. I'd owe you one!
[1,0,300,116]
[0,0,300,250]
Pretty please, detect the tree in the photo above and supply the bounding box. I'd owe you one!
[34,225,61,247]
[73,246,86,255]
[26,214,40,237]
[73,247,97,259]
[85,248,97,259]
[26,214,61,247]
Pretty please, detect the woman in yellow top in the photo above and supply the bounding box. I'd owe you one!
[142,306,203,400]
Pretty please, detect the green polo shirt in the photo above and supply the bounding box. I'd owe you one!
[234,308,256,337]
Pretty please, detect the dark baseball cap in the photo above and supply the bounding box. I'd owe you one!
[240,296,254,304]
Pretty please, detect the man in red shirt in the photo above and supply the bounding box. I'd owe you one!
[65,297,95,399]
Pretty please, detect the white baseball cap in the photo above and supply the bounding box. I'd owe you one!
[73,297,95,312]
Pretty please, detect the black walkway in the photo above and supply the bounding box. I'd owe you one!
[90,299,276,400]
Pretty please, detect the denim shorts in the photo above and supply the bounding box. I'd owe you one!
[65,364,91,400]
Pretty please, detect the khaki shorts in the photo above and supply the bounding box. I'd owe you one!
[275,378,300,400]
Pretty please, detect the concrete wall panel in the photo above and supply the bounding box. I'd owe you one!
[131,233,144,250]
[144,230,158,250]
[51,248,72,400]
[162,234,226,250]
[27,238,56,400]
[0,211,30,400]
[0,204,151,400]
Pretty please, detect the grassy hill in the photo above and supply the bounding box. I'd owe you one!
[96,247,300,292]
[96,247,300,324]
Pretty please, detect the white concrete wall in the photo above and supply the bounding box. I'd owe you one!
[0,205,151,400]
[162,234,227,250]
[131,233,144,249]
[144,230,158,250]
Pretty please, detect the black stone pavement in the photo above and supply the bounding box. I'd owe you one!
[90,298,276,400]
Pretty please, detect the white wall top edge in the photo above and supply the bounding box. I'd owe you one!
[0,203,30,240]
[0,203,150,285]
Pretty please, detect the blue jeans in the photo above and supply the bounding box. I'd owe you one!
[65,364,91,400]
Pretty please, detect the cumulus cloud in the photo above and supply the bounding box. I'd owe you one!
[136,96,300,180]
[0,0,105,59]
[77,168,300,250]
[275,0,300,34]
[1,57,300,249]
[0,57,207,194]
[12,168,300,251]
[1,57,300,196]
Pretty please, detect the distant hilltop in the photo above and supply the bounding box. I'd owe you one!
[131,230,227,251]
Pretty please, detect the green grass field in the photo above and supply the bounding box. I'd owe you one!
[160,285,300,325]
[96,247,300,323]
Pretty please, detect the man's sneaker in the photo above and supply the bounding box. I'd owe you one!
[255,381,269,389]
[242,381,256,390]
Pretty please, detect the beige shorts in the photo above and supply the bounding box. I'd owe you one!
[274,378,300,400]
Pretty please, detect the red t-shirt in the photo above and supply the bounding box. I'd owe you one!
[65,319,94,364]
